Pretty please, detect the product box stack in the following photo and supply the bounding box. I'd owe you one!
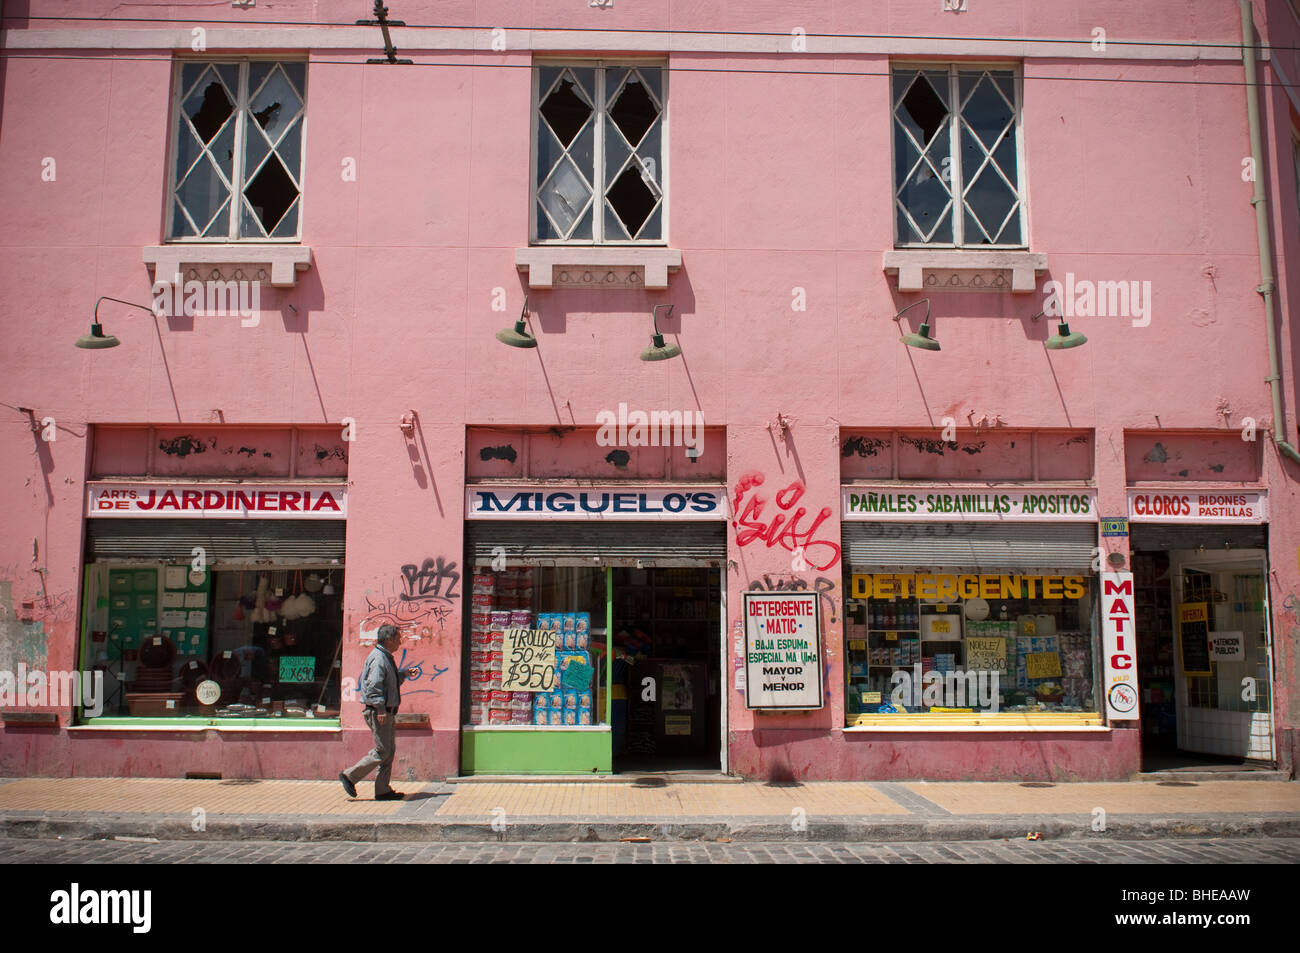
[1057,632,1092,708]
[467,569,536,725]
[531,612,594,726]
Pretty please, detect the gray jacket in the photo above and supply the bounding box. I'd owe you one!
[359,644,407,711]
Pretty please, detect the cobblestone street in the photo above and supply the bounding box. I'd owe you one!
[3,836,1297,864]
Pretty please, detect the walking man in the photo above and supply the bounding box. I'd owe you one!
[340,624,416,801]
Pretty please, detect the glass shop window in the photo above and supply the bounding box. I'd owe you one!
[843,571,1099,723]
[466,566,608,727]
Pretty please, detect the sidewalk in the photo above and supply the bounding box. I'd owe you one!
[0,776,1297,843]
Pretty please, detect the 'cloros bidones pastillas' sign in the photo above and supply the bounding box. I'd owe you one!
[87,483,347,519]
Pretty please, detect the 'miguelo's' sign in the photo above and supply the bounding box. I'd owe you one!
[87,483,347,519]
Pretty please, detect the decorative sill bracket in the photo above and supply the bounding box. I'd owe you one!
[516,246,682,290]
[144,245,314,289]
[883,250,1048,294]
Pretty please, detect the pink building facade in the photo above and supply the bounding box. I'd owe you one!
[1,0,1298,781]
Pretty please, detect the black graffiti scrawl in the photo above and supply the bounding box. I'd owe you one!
[400,557,460,601]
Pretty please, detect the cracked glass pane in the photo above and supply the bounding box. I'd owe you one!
[898,74,948,148]
[251,66,301,141]
[962,74,1013,151]
[540,77,592,148]
[243,154,299,233]
[609,75,658,147]
[275,116,304,181]
[211,119,236,180]
[202,197,231,238]
[174,124,205,183]
[606,162,657,236]
[536,122,565,187]
[244,124,271,181]
[177,153,230,232]
[185,78,234,144]
[539,158,592,234]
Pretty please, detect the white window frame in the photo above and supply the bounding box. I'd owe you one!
[165,56,308,243]
[891,62,1027,250]
[530,58,669,246]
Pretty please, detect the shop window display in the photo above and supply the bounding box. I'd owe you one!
[843,571,1099,723]
[85,564,345,720]
[466,567,607,727]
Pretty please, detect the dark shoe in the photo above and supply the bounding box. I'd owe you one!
[374,790,405,801]
[339,772,357,798]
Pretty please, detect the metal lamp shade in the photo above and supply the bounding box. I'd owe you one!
[640,333,681,362]
[496,320,538,348]
[900,322,941,351]
[75,323,121,349]
[1045,321,1087,349]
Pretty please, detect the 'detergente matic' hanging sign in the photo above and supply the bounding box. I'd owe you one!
[742,591,823,711]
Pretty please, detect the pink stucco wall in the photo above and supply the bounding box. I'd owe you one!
[1,1,1297,780]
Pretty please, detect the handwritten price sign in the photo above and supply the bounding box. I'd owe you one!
[500,627,557,692]
[965,637,1006,673]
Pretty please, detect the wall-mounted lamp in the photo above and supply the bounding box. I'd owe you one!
[1031,309,1088,350]
[496,295,538,348]
[640,304,680,361]
[895,298,940,351]
[399,410,417,437]
[75,296,157,349]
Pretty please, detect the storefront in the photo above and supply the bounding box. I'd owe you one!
[840,486,1104,728]
[1125,489,1274,768]
[461,485,727,774]
[80,481,347,725]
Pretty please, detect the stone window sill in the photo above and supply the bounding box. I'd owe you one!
[515,246,682,290]
[144,244,314,289]
[883,249,1048,294]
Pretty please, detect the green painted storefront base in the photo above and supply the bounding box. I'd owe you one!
[460,727,612,775]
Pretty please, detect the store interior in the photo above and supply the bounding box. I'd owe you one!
[84,563,346,719]
[1132,549,1274,772]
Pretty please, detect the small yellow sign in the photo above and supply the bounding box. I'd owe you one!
[848,640,866,651]
[862,692,882,704]
[1026,652,1063,679]
[885,631,898,642]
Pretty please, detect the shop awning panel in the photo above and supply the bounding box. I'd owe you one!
[842,521,1097,572]
[86,518,345,564]
[467,520,725,567]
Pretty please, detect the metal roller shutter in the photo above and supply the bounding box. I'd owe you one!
[1129,523,1266,551]
[86,519,345,563]
[842,521,1097,571]
[466,520,726,567]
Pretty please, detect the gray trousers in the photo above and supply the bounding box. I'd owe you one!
[344,707,397,795]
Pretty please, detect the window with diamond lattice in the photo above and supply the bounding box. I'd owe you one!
[893,67,1024,247]
[533,64,665,243]
[168,60,306,241]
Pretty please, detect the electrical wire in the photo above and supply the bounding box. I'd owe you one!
[0,51,1287,90]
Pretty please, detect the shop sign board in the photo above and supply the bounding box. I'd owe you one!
[500,628,557,692]
[1177,604,1213,676]
[842,486,1096,522]
[1209,631,1244,662]
[1100,573,1141,720]
[87,482,346,519]
[851,573,1086,600]
[1126,490,1266,523]
[742,591,823,710]
[467,486,724,520]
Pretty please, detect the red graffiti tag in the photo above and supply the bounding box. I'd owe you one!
[731,477,841,571]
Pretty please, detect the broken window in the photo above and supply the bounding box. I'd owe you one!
[534,63,665,243]
[169,59,307,240]
[894,67,1024,247]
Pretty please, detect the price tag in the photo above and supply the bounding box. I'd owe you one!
[500,628,557,692]
[885,631,898,642]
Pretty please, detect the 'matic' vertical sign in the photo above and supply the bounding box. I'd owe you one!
[1101,573,1141,721]
[742,591,823,710]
